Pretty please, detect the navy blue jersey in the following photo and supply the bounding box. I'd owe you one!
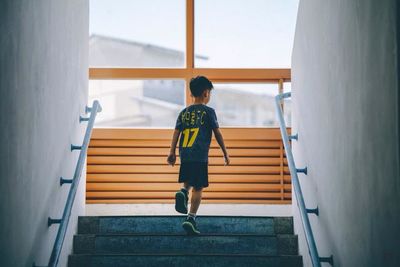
[175,104,219,162]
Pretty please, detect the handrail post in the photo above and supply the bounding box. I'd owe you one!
[275,92,334,267]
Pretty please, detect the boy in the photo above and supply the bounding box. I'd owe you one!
[167,76,230,235]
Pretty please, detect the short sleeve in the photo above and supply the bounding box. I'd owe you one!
[208,108,219,129]
[175,111,182,131]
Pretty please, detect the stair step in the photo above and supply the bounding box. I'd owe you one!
[68,254,303,267]
[78,216,293,235]
[73,234,298,255]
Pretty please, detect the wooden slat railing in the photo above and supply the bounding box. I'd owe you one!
[86,128,291,204]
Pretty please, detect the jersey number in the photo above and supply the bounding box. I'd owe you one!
[182,128,199,148]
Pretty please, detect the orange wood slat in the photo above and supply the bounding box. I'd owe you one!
[88,147,282,157]
[87,156,283,166]
[86,165,290,175]
[86,183,292,192]
[86,173,292,183]
[89,139,282,149]
[86,199,292,204]
[86,191,292,200]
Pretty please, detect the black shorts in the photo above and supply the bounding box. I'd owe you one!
[178,161,209,189]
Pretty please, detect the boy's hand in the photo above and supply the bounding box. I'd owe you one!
[167,153,176,166]
[223,154,230,166]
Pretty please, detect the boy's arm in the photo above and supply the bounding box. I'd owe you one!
[213,128,230,165]
[167,129,181,166]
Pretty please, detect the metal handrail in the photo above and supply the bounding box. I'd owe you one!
[275,92,333,267]
[34,100,102,267]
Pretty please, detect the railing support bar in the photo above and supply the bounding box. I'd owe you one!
[296,167,308,175]
[70,145,82,151]
[59,177,73,186]
[79,116,90,123]
[289,133,298,141]
[320,255,334,265]
[47,218,62,227]
[306,207,319,216]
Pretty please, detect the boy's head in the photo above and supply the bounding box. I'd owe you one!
[189,76,213,104]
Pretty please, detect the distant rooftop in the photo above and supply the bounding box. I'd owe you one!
[89,34,208,67]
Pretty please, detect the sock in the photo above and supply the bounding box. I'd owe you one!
[188,213,196,220]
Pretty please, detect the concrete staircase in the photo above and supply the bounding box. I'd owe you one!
[68,216,302,267]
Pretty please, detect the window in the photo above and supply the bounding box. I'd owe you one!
[89,0,186,68]
[195,0,299,68]
[89,0,297,128]
[89,80,185,127]
[208,84,279,127]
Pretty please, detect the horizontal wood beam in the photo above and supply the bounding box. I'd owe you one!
[89,68,188,79]
[89,68,291,82]
[192,68,291,82]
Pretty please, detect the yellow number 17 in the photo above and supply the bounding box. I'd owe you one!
[182,127,199,148]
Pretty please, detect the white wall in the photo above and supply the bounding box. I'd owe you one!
[291,0,400,266]
[0,1,88,266]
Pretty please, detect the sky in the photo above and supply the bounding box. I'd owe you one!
[89,0,299,68]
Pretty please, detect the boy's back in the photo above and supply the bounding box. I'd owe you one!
[175,104,219,163]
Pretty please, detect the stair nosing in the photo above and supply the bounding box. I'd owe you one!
[79,215,292,219]
[75,233,297,237]
[70,253,301,257]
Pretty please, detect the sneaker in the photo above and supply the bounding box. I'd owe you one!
[182,217,200,235]
[175,189,188,214]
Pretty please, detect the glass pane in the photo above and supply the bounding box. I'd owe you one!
[195,0,299,68]
[89,80,185,127]
[207,83,279,127]
[89,0,185,67]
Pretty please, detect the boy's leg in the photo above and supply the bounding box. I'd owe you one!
[182,187,203,235]
[175,182,191,214]
[189,187,203,215]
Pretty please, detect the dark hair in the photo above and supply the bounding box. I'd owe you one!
[189,76,213,97]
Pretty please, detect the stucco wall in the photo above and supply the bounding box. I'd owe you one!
[0,1,88,266]
[291,0,400,266]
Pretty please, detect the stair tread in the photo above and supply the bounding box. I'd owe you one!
[78,215,294,235]
[68,254,302,267]
[73,234,298,256]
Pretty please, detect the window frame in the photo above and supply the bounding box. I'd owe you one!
[89,0,290,111]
